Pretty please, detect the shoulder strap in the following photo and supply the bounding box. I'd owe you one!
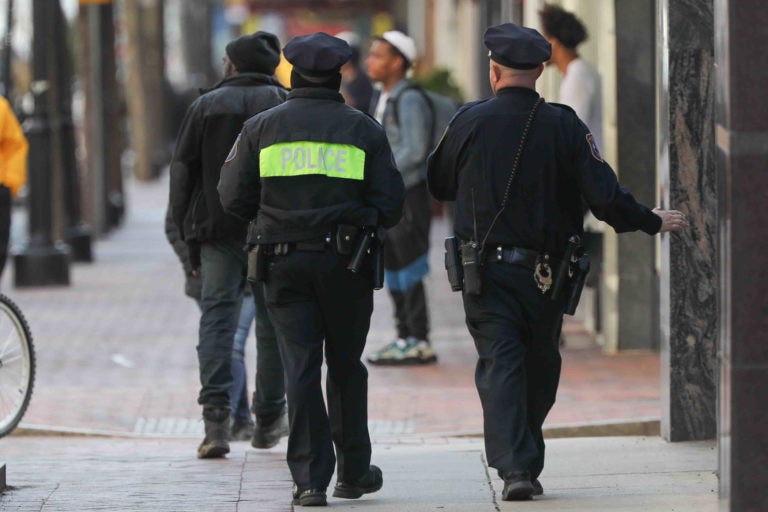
[388,84,434,130]
[478,97,544,253]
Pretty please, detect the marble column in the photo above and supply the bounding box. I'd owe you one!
[715,0,768,508]
[615,0,658,350]
[657,0,718,441]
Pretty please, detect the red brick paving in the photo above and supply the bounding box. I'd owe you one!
[6,176,660,438]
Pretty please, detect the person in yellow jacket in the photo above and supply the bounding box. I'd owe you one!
[0,96,28,279]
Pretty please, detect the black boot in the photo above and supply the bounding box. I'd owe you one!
[197,407,231,459]
[252,408,288,449]
[501,470,534,501]
[333,465,383,499]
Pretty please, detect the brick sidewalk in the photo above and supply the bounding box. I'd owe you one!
[6,175,659,438]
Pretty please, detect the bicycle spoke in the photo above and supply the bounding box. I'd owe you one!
[0,296,34,436]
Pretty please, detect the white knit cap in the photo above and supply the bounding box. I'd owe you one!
[380,30,418,65]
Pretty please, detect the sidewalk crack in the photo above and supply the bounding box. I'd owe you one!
[40,483,60,511]
[480,451,500,511]
[236,453,247,511]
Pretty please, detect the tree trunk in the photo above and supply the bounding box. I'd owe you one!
[122,0,166,181]
[78,2,125,234]
[179,0,216,89]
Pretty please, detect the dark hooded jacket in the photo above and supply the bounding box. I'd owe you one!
[169,72,287,247]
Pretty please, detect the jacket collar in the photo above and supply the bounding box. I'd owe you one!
[287,87,345,103]
[496,86,540,98]
[387,78,415,99]
[199,72,284,95]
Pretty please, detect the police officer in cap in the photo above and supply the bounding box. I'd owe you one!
[427,23,687,501]
[219,32,404,507]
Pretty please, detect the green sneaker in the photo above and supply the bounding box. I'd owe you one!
[367,338,438,366]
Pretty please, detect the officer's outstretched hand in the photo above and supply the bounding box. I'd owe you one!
[653,208,689,233]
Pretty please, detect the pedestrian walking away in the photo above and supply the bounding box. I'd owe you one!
[169,31,288,459]
[0,95,28,282]
[219,32,404,507]
[365,30,437,366]
[427,22,688,502]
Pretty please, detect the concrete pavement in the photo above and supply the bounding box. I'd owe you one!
[0,435,720,511]
[0,175,723,510]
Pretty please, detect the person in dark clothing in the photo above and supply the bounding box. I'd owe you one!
[335,30,374,112]
[219,32,404,507]
[169,31,289,459]
[427,23,688,502]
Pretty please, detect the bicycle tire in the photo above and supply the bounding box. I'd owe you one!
[0,293,35,438]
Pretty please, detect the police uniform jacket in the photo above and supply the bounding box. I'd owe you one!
[427,87,661,257]
[169,72,287,245]
[218,87,405,245]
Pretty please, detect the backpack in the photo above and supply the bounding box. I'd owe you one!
[389,84,459,152]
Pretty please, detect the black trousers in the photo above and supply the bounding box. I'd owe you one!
[0,185,10,281]
[462,262,564,480]
[264,247,373,491]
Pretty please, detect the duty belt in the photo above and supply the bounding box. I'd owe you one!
[272,234,332,256]
[489,246,559,271]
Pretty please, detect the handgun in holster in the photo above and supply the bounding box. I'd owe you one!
[444,237,463,292]
[346,226,386,290]
[247,245,269,283]
[550,235,590,315]
[564,254,590,315]
[551,236,581,301]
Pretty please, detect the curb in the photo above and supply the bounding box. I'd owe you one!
[10,418,661,441]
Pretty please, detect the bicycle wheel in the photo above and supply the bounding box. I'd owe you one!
[0,293,35,438]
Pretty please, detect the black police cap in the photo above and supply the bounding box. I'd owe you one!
[283,32,352,78]
[483,23,552,69]
[225,31,281,74]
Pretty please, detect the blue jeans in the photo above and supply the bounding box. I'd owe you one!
[230,295,255,422]
[197,239,287,420]
[198,240,246,410]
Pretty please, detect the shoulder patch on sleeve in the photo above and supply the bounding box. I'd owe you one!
[225,133,241,163]
[586,133,603,162]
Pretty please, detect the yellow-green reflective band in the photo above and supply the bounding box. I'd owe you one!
[260,141,365,180]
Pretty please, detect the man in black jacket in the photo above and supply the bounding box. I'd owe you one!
[169,32,288,459]
[219,33,404,507]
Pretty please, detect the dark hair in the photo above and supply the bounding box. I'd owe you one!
[538,4,588,50]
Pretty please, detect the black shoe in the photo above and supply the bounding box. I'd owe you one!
[230,417,255,442]
[197,409,231,459]
[333,465,383,499]
[532,478,544,496]
[252,409,289,449]
[501,470,534,501]
[292,486,327,507]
